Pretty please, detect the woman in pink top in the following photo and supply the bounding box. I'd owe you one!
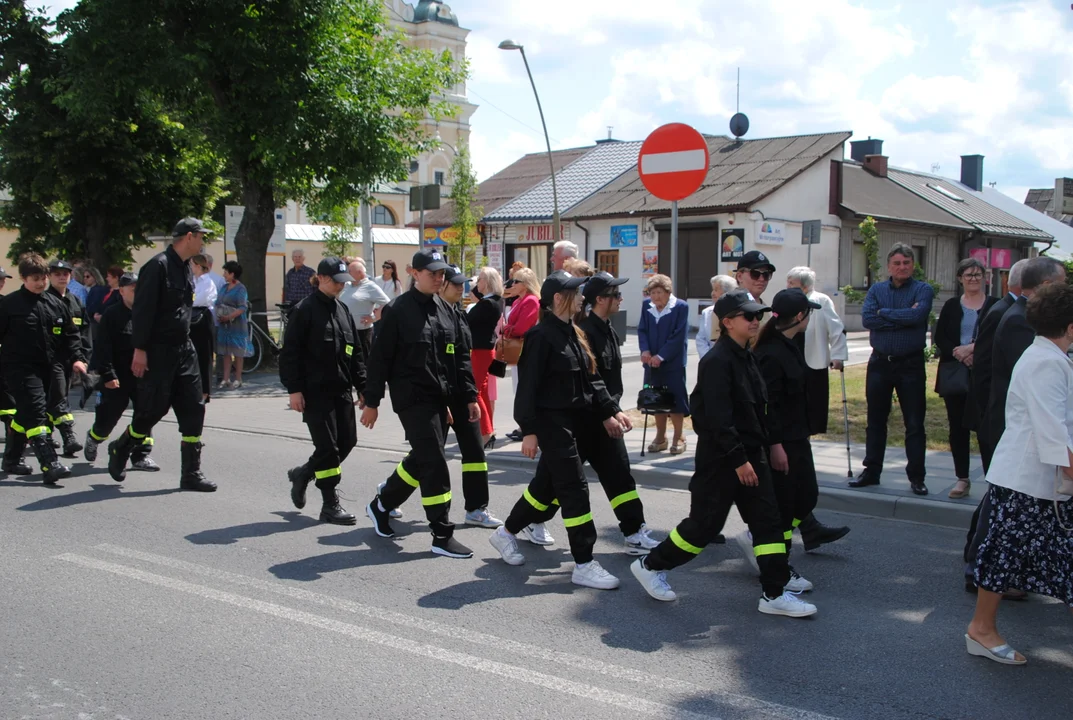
[503,268,541,442]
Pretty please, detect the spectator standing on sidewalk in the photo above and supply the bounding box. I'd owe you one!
[852,243,934,496]
[695,274,737,358]
[339,258,389,359]
[502,268,541,443]
[638,273,690,455]
[284,249,315,305]
[551,240,579,272]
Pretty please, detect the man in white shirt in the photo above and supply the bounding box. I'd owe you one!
[551,240,579,272]
[339,258,390,358]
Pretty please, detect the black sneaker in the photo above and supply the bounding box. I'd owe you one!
[366,499,396,538]
[432,535,473,559]
[131,457,161,472]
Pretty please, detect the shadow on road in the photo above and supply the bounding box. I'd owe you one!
[186,510,319,545]
[16,482,181,511]
[418,559,578,611]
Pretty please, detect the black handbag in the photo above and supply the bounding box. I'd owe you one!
[637,385,676,412]
[935,361,970,397]
[488,358,507,378]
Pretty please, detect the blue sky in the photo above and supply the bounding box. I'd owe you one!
[45,1,1073,205]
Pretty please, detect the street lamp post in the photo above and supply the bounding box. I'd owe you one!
[499,39,560,243]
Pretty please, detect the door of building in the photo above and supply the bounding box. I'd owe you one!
[595,250,619,277]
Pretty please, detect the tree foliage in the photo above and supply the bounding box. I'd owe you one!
[448,141,482,276]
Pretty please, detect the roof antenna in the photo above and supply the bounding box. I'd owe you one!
[607,126,613,140]
[730,67,750,139]
[931,163,941,174]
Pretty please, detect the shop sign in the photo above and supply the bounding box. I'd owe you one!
[610,225,639,247]
[756,221,785,246]
[513,224,569,243]
[721,228,745,262]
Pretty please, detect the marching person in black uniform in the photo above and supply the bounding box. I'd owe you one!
[106,218,215,491]
[280,257,367,525]
[0,266,14,439]
[437,266,502,528]
[0,253,87,483]
[630,290,818,617]
[752,288,822,594]
[362,248,480,559]
[83,273,158,471]
[487,271,632,590]
[46,259,91,457]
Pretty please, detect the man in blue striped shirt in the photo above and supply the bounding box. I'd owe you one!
[852,243,934,495]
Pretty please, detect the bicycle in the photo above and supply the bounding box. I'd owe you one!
[246,302,293,373]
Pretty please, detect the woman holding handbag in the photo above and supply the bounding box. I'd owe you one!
[501,268,540,442]
[935,258,997,499]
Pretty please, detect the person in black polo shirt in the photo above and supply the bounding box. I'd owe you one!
[853,243,934,495]
[106,218,215,491]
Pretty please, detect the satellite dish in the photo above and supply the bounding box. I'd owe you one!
[730,112,750,139]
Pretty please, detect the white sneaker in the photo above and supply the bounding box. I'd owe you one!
[624,523,661,555]
[572,560,619,590]
[377,481,403,519]
[465,508,504,528]
[518,523,554,546]
[736,531,761,574]
[758,591,818,618]
[630,558,676,601]
[785,569,814,593]
[488,527,525,566]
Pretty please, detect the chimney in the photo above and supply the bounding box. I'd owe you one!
[850,137,883,163]
[961,154,984,191]
[863,154,888,178]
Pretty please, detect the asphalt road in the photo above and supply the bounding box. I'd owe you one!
[1,405,1070,720]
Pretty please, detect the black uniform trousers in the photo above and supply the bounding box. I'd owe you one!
[302,393,357,490]
[529,410,645,536]
[190,308,215,399]
[380,403,455,538]
[447,397,489,512]
[772,439,819,556]
[129,341,204,443]
[0,373,14,427]
[805,367,830,435]
[2,364,52,441]
[504,411,597,565]
[644,441,790,598]
[47,362,76,430]
[90,376,153,460]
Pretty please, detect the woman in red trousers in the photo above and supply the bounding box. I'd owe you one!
[467,267,505,448]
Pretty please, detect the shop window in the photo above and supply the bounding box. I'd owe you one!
[372,205,396,226]
[595,250,619,277]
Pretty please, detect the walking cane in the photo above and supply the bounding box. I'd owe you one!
[840,366,852,477]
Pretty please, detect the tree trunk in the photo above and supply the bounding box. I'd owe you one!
[83,212,111,271]
[234,176,275,332]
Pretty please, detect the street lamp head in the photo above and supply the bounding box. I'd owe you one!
[498,39,522,50]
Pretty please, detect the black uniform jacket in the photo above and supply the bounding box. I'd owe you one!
[279,290,367,402]
[0,287,84,369]
[987,296,1034,442]
[48,286,92,363]
[449,302,478,404]
[132,245,194,350]
[690,334,768,469]
[93,302,135,386]
[514,314,620,437]
[969,293,1015,430]
[754,331,812,445]
[363,289,476,412]
[578,312,623,403]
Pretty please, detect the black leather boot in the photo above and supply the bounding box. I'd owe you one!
[107,427,140,482]
[799,513,851,552]
[318,482,356,525]
[31,435,71,484]
[58,422,83,458]
[288,463,313,509]
[2,427,32,475]
[180,441,217,492]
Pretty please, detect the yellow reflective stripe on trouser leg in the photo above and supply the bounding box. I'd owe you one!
[523,488,549,512]
[142,437,154,446]
[10,420,26,434]
[669,528,703,555]
[315,467,341,480]
[25,426,50,438]
[89,428,108,441]
[396,462,420,488]
[128,426,147,439]
[181,436,201,443]
[421,491,452,506]
[52,414,74,424]
[609,490,639,509]
[461,462,488,473]
[792,518,802,528]
[754,543,786,557]
[783,530,793,540]
[562,513,593,528]
[0,408,15,416]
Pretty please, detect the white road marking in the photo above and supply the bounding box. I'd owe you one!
[640,149,707,175]
[84,544,837,720]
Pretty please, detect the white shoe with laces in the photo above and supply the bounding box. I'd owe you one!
[488,527,525,566]
[758,591,817,618]
[785,569,814,593]
[377,481,403,519]
[630,558,676,601]
[736,531,761,574]
[572,560,619,590]
[518,523,554,546]
[465,508,504,528]
[623,524,661,555]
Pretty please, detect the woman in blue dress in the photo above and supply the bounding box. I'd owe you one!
[638,274,690,454]
[215,261,249,390]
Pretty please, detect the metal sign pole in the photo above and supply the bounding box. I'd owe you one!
[670,200,679,288]
[419,188,426,248]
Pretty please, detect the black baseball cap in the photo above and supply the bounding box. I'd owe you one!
[0,267,9,279]
[540,270,586,307]
[118,272,138,287]
[582,271,628,304]
[172,217,210,237]
[770,288,820,319]
[444,265,466,285]
[714,290,771,319]
[737,250,776,272]
[412,248,450,272]
[317,257,352,283]
[49,259,74,272]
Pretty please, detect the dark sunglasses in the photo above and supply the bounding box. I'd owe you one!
[382,265,391,270]
[749,269,773,281]
[728,310,765,322]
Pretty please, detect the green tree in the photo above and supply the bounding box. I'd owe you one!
[448,141,482,276]
[61,0,464,320]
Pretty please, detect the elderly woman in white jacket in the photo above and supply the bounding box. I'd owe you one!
[967,283,1073,666]
[786,267,848,433]
[695,275,738,358]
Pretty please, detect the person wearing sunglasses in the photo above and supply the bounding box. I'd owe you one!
[734,250,777,314]
[631,290,817,617]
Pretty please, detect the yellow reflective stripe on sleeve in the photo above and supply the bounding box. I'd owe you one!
[421,491,452,506]
[128,427,147,439]
[783,530,793,540]
[314,467,342,480]
[89,429,108,441]
[345,344,353,356]
[142,437,154,446]
[10,420,26,434]
[523,488,549,512]
[181,435,201,443]
[0,408,16,416]
[26,426,50,438]
[446,343,455,355]
[792,518,802,528]
[609,490,639,509]
[396,462,420,488]
[669,528,703,555]
[73,317,83,326]
[562,513,593,528]
[461,462,488,473]
[753,543,786,557]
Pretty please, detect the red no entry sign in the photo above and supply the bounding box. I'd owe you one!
[637,123,710,202]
